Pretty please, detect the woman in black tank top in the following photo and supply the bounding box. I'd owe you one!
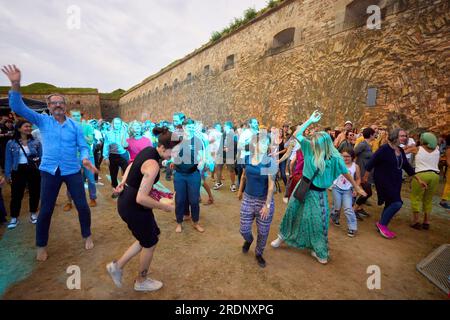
[106,127,180,292]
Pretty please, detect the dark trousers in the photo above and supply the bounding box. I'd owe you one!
[174,170,201,223]
[355,182,373,206]
[93,144,103,182]
[236,164,244,186]
[10,164,41,218]
[109,153,129,188]
[0,189,7,222]
[279,160,288,186]
[36,169,91,247]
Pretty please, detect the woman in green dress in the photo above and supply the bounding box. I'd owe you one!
[271,111,366,264]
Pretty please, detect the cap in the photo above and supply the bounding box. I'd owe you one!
[344,121,353,125]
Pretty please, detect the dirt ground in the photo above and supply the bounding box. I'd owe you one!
[0,169,449,300]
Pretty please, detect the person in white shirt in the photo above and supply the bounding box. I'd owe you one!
[409,132,440,230]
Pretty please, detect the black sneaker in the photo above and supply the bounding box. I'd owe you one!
[355,212,364,221]
[242,241,252,253]
[356,209,370,217]
[439,201,450,210]
[331,218,340,227]
[256,255,266,268]
[111,192,120,199]
[347,229,356,237]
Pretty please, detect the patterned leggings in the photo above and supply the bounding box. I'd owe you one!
[240,193,275,256]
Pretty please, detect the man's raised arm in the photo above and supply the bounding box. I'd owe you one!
[1,65,44,127]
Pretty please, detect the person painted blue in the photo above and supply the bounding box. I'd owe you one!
[165,112,186,181]
[103,117,130,197]
[64,110,97,210]
[173,118,205,233]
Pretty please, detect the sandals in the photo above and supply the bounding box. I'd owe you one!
[410,222,430,230]
[410,222,422,230]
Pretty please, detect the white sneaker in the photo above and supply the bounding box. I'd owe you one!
[134,278,163,292]
[213,182,223,190]
[271,236,283,248]
[311,251,328,264]
[106,262,123,288]
[283,197,289,204]
[7,218,19,229]
[230,184,237,192]
[30,213,38,224]
[96,181,104,186]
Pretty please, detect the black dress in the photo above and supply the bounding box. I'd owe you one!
[118,147,161,248]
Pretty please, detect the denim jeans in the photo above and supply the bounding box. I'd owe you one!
[67,156,97,201]
[165,166,173,180]
[379,201,403,226]
[174,170,201,223]
[37,168,91,247]
[279,160,287,186]
[331,186,357,231]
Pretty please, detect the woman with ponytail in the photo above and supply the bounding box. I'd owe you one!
[107,127,180,292]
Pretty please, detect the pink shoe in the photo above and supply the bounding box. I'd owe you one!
[376,222,394,239]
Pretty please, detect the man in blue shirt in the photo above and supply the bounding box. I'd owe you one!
[2,64,98,261]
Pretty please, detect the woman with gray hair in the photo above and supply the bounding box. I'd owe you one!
[362,128,428,239]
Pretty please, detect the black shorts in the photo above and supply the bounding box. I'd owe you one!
[117,186,160,248]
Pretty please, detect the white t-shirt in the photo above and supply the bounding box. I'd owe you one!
[19,145,30,164]
[208,129,222,155]
[415,146,440,173]
[31,129,41,143]
[333,163,356,191]
[289,142,300,161]
[400,138,416,161]
[94,129,103,142]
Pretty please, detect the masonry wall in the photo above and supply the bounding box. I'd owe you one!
[119,0,450,133]
[99,98,120,121]
[23,93,102,119]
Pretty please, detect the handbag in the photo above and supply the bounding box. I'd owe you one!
[17,140,41,170]
[293,167,320,202]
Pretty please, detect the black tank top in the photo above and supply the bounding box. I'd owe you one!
[126,147,161,189]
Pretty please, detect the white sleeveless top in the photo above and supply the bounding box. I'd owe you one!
[333,162,356,191]
[415,146,440,173]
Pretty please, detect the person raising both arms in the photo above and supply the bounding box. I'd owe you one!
[2,65,98,261]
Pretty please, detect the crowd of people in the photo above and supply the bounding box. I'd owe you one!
[1,65,449,292]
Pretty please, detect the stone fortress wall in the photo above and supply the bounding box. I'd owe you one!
[118,0,449,133]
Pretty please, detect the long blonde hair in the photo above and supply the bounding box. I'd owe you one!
[310,132,341,173]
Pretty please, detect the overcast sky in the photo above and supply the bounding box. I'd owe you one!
[0,0,268,92]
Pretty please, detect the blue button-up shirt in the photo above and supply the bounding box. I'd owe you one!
[8,91,90,176]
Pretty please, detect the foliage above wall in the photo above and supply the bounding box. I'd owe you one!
[99,89,126,100]
[210,0,285,42]
[0,82,98,95]
[126,0,290,94]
